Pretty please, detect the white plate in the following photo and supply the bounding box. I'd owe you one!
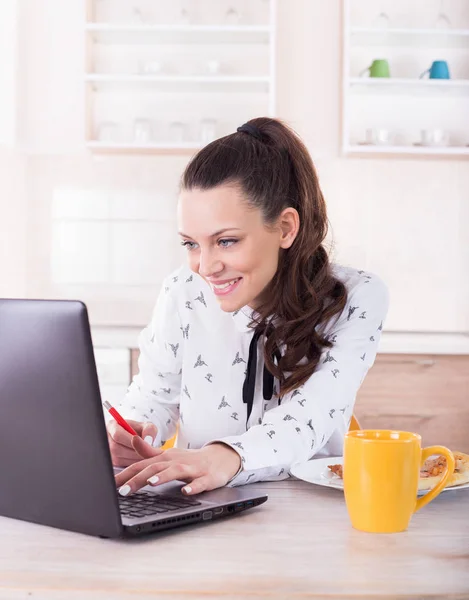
[290,456,469,497]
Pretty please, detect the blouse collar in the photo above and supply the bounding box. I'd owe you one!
[231,305,257,333]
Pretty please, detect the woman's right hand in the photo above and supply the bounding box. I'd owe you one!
[106,419,160,468]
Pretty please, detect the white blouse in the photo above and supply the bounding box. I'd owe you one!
[118,264,389,486]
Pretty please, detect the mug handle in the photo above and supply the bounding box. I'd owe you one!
[359,65,371,77]
[419,68,430,79]
[414,445,455,512]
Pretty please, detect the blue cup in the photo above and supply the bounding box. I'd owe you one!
[419,60,450,80]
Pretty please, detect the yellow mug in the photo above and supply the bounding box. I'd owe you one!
[343,430,455,533]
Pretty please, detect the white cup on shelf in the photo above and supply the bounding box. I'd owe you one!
[96,121,119,143]
[133,119,153,144]
[140,60,162,75]
[435,12,452,29]
[131,7,147,24]
[373,12,390,28]
[200,119,217,144]
[207,60,221,75]
[365,128,392,146]
[179,1,192,24]
[169,121,188,143]
[225,7,242,25]
[419,129,448,147]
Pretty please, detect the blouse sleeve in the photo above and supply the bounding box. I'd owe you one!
[209,273,390,486]
[116,279,183,447]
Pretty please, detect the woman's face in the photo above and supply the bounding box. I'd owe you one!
[177,184,298,312]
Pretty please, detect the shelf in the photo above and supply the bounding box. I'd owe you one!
[343,6,469,163]
[350,26,469,48]
[344,144,469,157]
[85,23,271,45]
[348,77,469,96]
[86,141,203,155]
[85,74,270,93]
[84,2,276,151]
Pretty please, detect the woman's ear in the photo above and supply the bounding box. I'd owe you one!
[278,208,300,249]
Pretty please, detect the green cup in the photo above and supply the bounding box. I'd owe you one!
[360,59,390,78]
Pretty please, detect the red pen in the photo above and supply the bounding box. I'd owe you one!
[103,400,138,436]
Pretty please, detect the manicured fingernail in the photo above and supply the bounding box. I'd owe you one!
[144,435,154,446]
[147,475,159,485]
[183,486,192,494]
[119,485,131,496]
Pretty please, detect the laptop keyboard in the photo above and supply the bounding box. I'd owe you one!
[119,490,202,518]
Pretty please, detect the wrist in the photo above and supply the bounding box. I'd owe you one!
[205,442,242,480]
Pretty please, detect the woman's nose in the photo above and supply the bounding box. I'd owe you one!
[198,250,223,278]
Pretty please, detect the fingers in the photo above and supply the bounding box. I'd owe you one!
[106,420,135,449]
[107,434,140,460]
[115,455,167,488]
[131,435,164,460]
[117,461,200,496]
[141,422,158,446]
[106,420,159,469]
[122,419,146,435]
[107,419,157,447]
[111,456,142,468]
[181,475,214,496]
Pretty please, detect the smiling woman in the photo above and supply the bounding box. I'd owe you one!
[106,117,389,498]
[177,184,294,316]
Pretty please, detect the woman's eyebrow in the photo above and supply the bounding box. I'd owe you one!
[178,228,242,238]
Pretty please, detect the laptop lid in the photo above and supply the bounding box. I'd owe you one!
[0,299,123,538]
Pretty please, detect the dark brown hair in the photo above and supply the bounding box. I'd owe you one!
[181,117,347,396]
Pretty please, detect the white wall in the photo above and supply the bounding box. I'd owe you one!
[20,0,85,153]
[1,0,468,334]
[0,0,19,146]
[0,150,28,297]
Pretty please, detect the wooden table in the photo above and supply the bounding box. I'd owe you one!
[1,480,468,599]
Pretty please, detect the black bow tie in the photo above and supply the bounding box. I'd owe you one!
[242,327,281,424]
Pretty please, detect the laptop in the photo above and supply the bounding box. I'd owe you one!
[0,298,267,538]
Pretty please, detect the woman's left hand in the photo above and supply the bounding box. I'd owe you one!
[115,436,242,496]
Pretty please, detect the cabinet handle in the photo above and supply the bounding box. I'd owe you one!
[415,359,436,367]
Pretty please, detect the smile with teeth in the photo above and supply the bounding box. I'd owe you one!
[213,278,239,289]
[211,277,242,295]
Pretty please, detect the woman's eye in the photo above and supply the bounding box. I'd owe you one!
[180,239,237,250]
[181,240,198,250]
[218,238,238,248]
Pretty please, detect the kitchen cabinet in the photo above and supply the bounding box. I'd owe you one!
[355,353,469,451]
[342,0,469,158]
[84,0,277,154]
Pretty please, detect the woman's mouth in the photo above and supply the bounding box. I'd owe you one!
[211,277,242,296]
